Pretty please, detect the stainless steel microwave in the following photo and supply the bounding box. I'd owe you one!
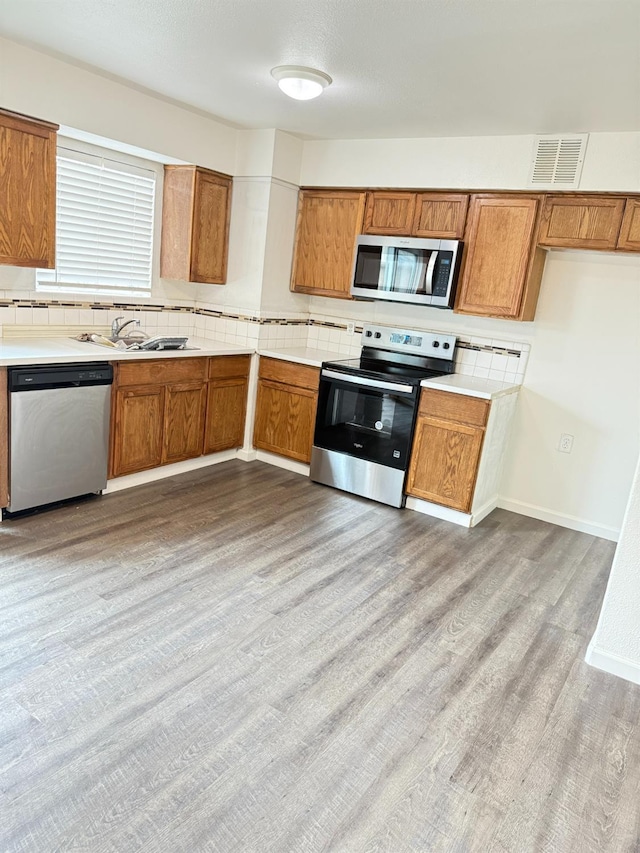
[350,235,463,308]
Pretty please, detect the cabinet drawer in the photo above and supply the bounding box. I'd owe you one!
[419,388,490,427]
[117,357,207,387]
[208,354,251,379]
[258,357,320,391]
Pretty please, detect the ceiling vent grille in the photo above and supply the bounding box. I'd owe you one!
[529,134,588,189]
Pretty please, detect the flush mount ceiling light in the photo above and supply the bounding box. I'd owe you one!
[270,65,332,101]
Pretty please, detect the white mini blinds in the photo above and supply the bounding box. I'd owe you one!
[37,146,156,296]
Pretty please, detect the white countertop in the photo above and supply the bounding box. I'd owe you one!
[258,346,348,368]
[421,373,521,400]
[0,336,253,367]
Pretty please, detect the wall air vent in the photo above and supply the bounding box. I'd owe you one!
[529,134,588,189]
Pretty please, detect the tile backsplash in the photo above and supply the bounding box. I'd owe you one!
[0,298,530,384]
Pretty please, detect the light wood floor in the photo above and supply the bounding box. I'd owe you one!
[1,460,639,852]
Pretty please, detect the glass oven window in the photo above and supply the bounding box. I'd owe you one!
[315,379,417,469]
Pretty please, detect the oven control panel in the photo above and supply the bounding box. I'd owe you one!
[361,324,457,360]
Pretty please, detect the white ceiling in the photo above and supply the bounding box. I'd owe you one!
[1,0,639,140]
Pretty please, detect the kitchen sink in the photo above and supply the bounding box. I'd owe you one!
[76,333,196,352]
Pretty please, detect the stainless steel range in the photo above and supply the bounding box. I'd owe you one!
[310,324,457,508]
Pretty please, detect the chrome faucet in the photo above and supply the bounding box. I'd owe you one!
[111,316,140,338]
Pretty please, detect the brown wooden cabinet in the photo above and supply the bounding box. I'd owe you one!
[0,108,58,268]
[110,358,208,477]
[290,189,366,298]
[161,165,232,284]
[253,357,320,463]
[111,384,165,476]
[537,195,626,251]
[110,355,250,478]
[363,191,416,235]
[616,199,640,251]
[412,192,469,238]
[455,194,546,321]
[363,190,469,238]
[204,355,251,453]
[406,388,490,512]
[164,381,207,464]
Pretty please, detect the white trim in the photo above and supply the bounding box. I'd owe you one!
[497,497,619,541]
[585,642,640,686]
[232,175,299,191]
[237,448,258,462]
[470,497,498,526]
[405,497,473,527]
[255,450,310,477]
[104,449,239,493]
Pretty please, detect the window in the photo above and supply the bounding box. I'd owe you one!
[37,145,158,297]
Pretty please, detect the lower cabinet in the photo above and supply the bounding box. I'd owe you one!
[204,355,251,453]
[110,354,250,478]
[406,388,490,513]
[111,384,166,476]
[253,357,320,463]
[164,381,207,464]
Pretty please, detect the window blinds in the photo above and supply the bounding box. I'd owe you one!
[37,147,156,295]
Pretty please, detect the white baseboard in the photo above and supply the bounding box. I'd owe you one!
[497,497,620,542]
[255,450,310,477]
[104,449,239,493]
[405,497,473,527]
[585,642,640,686]
[237,448,258,462]
[471,497,498,526]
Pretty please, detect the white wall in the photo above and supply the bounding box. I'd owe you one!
[587,455,640,684]
[0,38,237,172]
[301,132,640,191]
[500,251,640,538]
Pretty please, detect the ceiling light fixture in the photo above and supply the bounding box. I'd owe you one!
[270,65,332,101]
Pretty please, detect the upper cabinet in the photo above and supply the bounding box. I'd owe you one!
[455,195,545,321]
[291,189,366,299]
[618,199,640,251]
[537,195,626,251]
[0,108,58,268]
[161,165,232,284]
[362,190,468,238]
[363,191,416,235]
[412,192,468,238]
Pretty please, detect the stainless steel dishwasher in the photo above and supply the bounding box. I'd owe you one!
[7,362,113,514]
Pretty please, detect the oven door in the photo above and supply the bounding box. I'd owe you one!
[313,368,418,470]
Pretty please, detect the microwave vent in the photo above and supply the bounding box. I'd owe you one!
[528,134,588,189]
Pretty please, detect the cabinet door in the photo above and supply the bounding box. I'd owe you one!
[412,192,469,238]
[363,191,416,235]
[111,385,165,477]
[291,190,366,299]
[203,377,248,454]
[455,195,543,320]
[191,169,232,283]
[406,415,485,512]
[163,381,207,464]
[617,199,640,251]
[253,379,317,463]
[537,195,625,250]
[0,110,58,268]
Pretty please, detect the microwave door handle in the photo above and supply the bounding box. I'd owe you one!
[321,369,413,394]
[425,251,438,295]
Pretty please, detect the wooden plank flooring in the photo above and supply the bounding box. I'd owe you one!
[0,459,639,852]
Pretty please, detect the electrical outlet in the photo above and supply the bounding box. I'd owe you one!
[559,433,574,453]
[346,322,355,335]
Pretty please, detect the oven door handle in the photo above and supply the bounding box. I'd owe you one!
[321,369,414,394]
